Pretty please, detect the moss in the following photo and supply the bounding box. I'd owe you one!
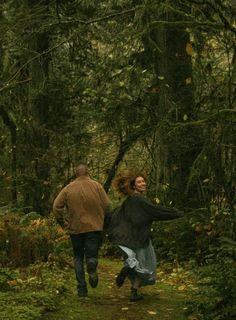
[45,258,193,320]
[0,258,196,320]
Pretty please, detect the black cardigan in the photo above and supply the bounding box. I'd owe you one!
[107,194,182,249]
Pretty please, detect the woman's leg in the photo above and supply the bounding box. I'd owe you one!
[130,276,143,302]
[116,264,130,287]
[115,247,131,287]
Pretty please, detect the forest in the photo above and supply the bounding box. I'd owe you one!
[0,0,235,319]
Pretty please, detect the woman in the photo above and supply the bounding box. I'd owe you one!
[107,169,182,302]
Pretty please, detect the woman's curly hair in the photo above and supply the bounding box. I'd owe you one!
[113,169,146,196]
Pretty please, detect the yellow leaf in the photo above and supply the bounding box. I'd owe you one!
[195,224,202,232]
[155,197,160,204]
[121,307,129,311]
[148,311,157,315]
[203,224,212,231]
[171,272,178,277]
[185,77,192,85]
[186,43,193,55]
[178,285,186,291]
[8,280,18,286]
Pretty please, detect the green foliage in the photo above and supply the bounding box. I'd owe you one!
[1,0,235,212]
[151,217,196,262]
[0,300,42,320]
[0,268,17,291]
[186,237,236,320]
[0,212,67,267]
[0,1,235,318]
[151,205,235,268]
[0,263,68,320]
[19,212,42,225]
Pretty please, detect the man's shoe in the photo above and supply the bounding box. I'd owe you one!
[78,291,88,297]
[116,266,130,287]
[88,272,98,288]
[87,260,98,288]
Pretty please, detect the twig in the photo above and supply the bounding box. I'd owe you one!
[58,8,135,25]
[150,20,224,29]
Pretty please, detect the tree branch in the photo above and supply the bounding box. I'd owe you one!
[189,0,236,34]
[58,8,135,25]
[103,126,150,192]
[168,109,236,133]
[0,8,135,92]
[150,20,224,30]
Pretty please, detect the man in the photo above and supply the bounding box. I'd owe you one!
[53,163,110,297]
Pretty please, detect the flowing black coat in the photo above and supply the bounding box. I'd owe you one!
[106,194,182,250]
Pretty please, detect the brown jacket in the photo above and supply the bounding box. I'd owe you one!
[53,176,110,234]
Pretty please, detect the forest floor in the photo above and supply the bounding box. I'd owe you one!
[44,258,199,320]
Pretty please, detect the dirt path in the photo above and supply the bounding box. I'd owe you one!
[44,258,196,320]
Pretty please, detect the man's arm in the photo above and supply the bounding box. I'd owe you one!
[97,183,111,211]
[53,189,66,227]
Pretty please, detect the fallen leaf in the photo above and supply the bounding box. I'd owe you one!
[148,311,157,315]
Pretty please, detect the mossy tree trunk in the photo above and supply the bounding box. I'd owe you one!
[0,8,17,203]
[145,2,202,208]
[23,0,51,214]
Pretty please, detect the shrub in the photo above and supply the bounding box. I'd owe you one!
[0,212,69,267]
[187,237,236,320]
[0,263,68,320]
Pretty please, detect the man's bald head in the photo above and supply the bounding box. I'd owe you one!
[75,164,89,177]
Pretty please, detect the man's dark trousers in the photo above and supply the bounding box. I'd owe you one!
[70,231,102,294]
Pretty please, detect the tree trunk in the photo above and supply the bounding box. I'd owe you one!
[145,2,201,208]
[0,106,17,202]
[23,0,51,214]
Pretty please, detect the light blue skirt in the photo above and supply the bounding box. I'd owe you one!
[119,240,157,287]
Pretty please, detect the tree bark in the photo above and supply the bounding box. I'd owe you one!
[23,0,51,214]
[144,2,202,207]
[0,105,17,202]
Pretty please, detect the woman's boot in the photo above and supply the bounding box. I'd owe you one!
[116,265,130,287]
[130,288,144,302]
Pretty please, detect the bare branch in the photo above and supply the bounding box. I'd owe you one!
[0,33,74,92]
[58,8,135,25]
[168,109,236,133]
[150,20,225,30]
